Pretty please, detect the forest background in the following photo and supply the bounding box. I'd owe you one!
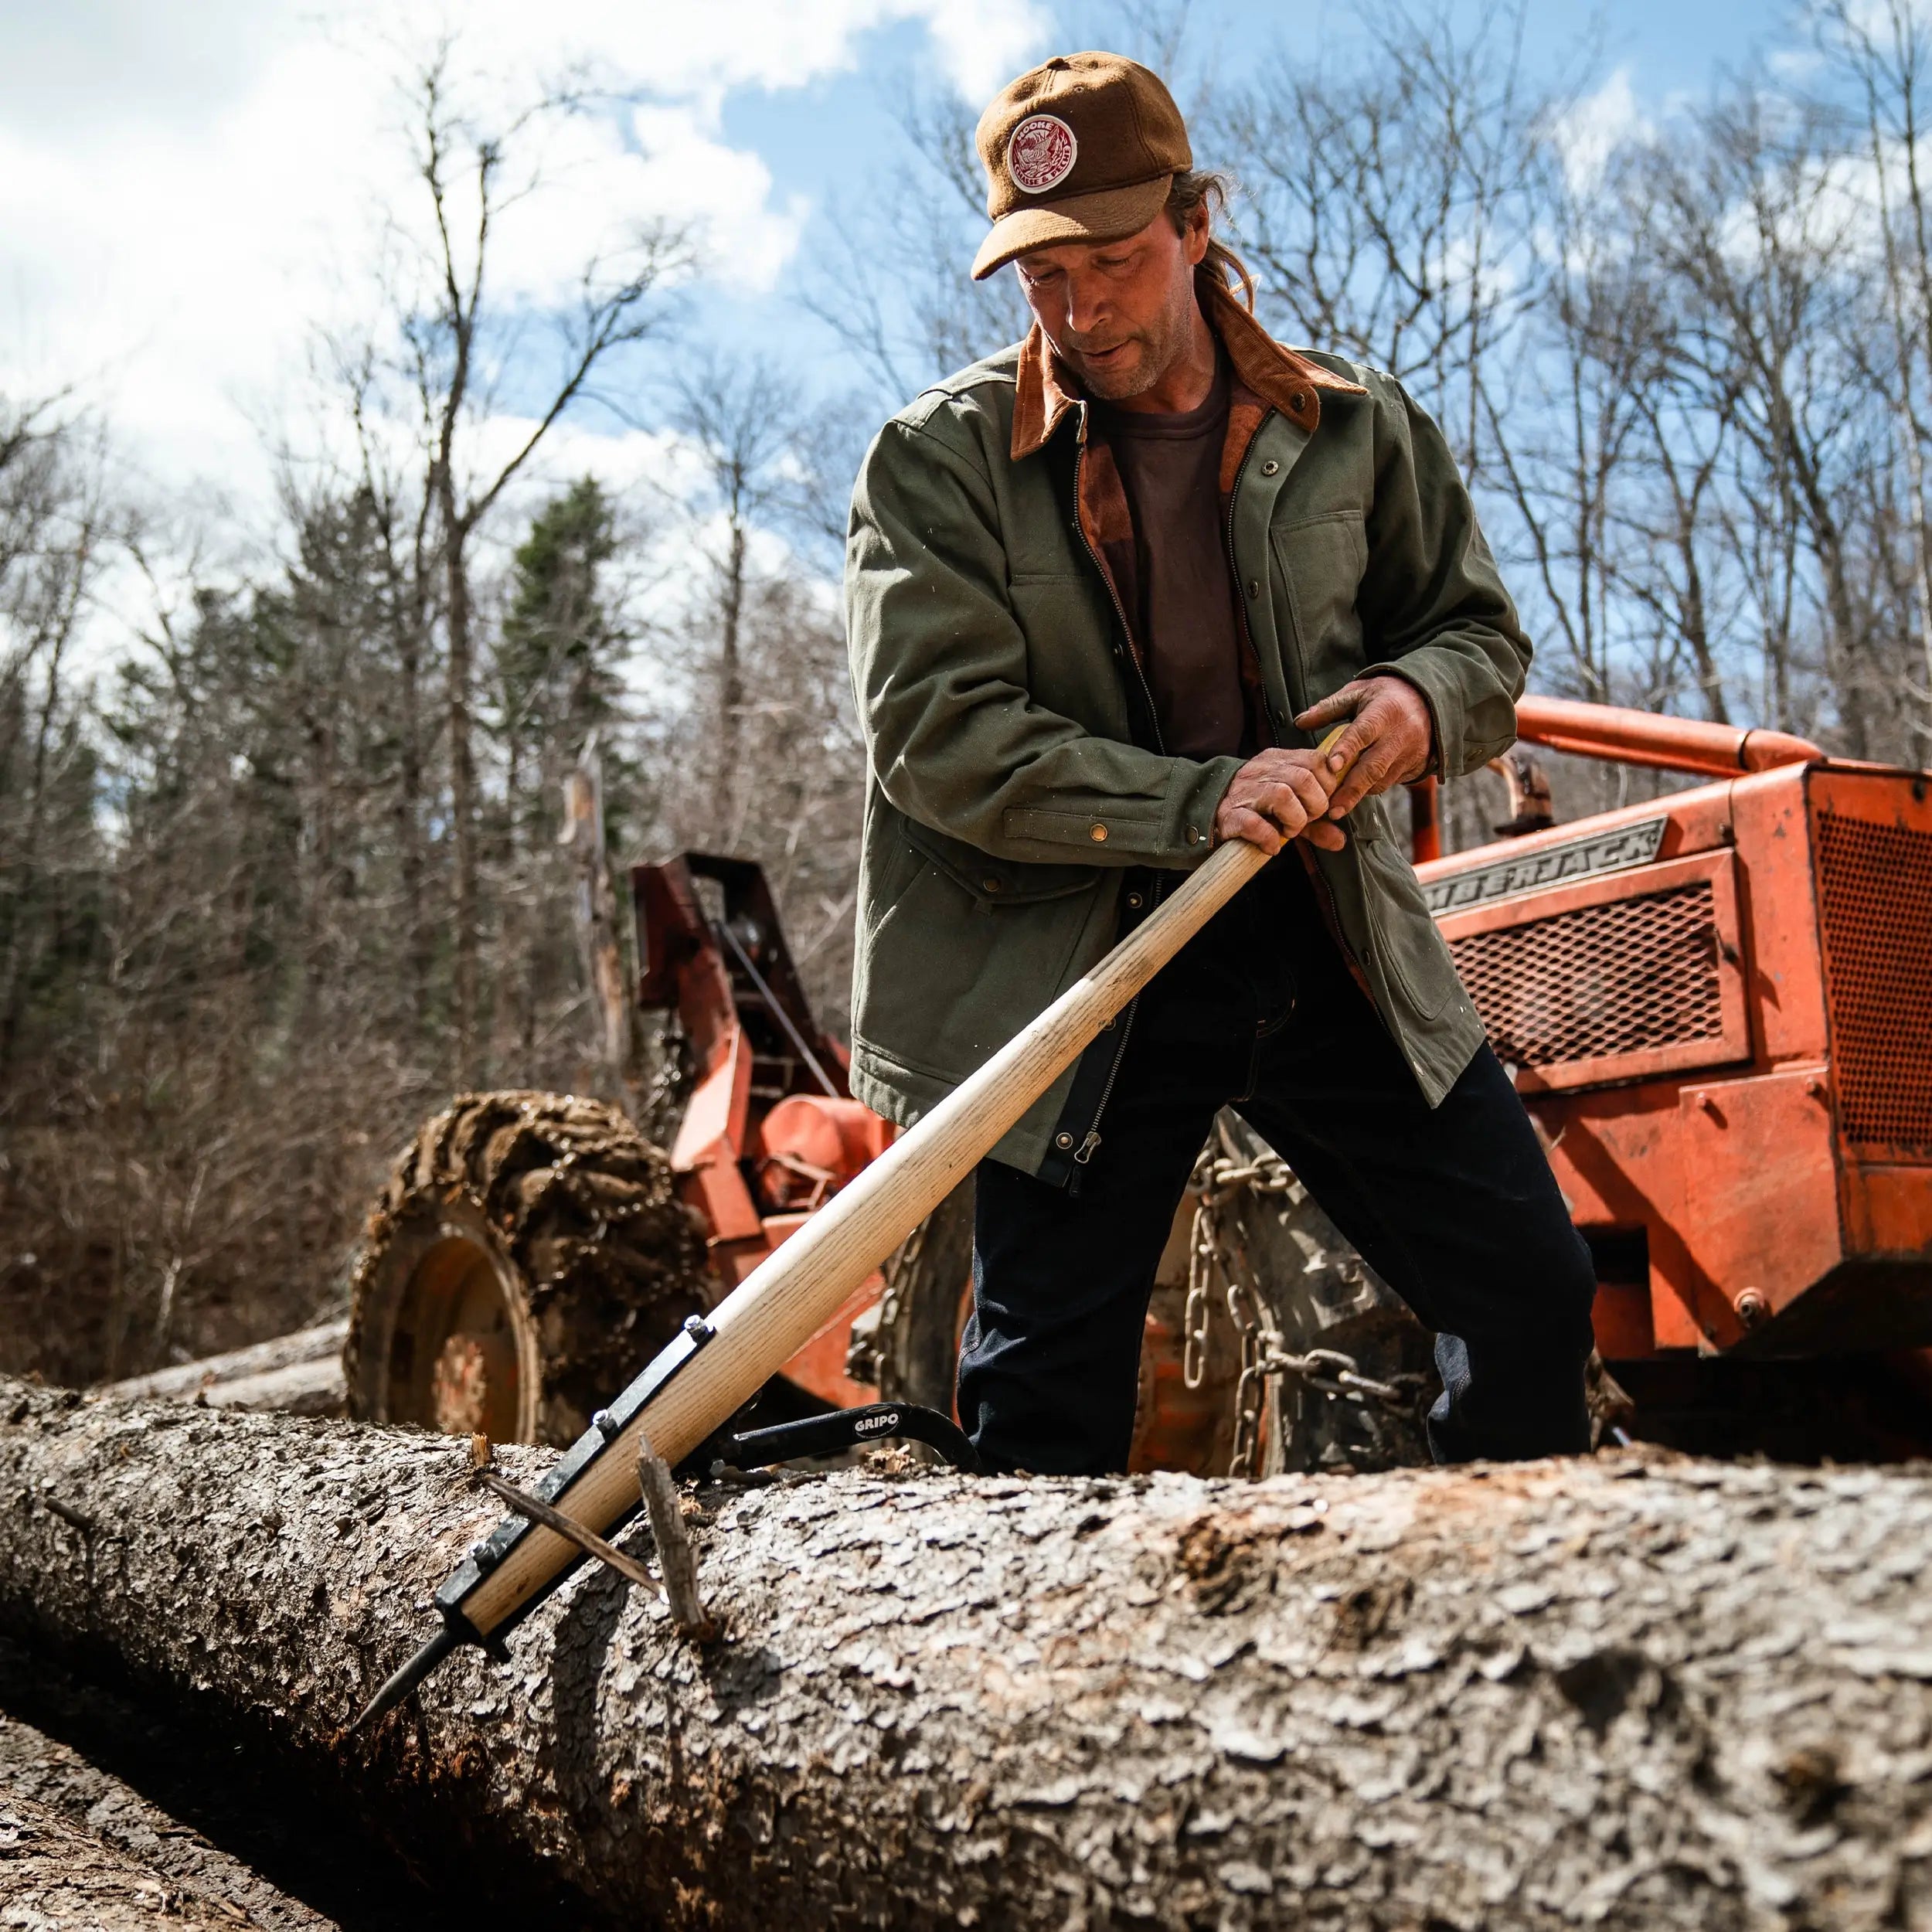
[5,0,1932,1385]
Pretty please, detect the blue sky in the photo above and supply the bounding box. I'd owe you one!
[0,0,1801,540]
[723,2,1775,215]
[705,0,1791,386]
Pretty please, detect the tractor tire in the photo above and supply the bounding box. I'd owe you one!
[872,1179,976,1415]
[343,1090,712,1447]
[1205,1114,1437,1476]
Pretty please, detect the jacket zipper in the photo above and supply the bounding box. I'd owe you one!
[1224,407,1274,745]
[1067,405,1165,1167]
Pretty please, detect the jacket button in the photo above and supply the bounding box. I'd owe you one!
[1056,1132,1074,1149]
[1261,459,1280,476]
[1246,579,1260,597]
[1186,826,1202,844]
[1290,390,1308,411]
[1126,892,1143,909]
[982,877,1002,892]
[1090,824,1108,842]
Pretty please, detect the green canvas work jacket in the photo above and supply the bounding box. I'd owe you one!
[843,274,1527,1182]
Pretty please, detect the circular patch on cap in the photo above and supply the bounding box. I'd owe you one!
[1007,114,1077,195]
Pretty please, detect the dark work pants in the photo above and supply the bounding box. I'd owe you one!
[957,855,1597,1475]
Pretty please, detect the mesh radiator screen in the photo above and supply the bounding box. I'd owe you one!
[1447,883,1723,1073]
[1815,812,1932,1156]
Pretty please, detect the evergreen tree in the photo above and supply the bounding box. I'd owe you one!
[495,477,630,849]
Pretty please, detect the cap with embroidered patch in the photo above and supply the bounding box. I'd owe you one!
[971,52,1190,281]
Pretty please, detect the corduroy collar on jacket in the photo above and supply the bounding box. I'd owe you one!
[1009,271,1366,463]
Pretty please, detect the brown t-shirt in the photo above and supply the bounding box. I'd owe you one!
[1090,359,1254,760]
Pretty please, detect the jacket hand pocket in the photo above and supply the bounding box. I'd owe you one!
[903,818,1098,909]
[859,821,1102,1081]
[1359,835,1461,1022]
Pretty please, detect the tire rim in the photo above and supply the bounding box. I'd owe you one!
[380,1216,541,1442]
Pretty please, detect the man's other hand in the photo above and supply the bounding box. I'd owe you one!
[1294,676,1435,821]
[1213,748,1347,855]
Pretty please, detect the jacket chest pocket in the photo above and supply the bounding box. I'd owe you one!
[1271,512,1368,709]
[1009,573,1128,737]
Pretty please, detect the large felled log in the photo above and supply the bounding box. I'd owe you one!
[0,1718,324,1930]
[0,1787,247,1930]
[97,1318,349,1416]
[0,1628,537,1929]
[4,1377,1931,1930]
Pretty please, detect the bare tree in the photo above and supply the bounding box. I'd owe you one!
[1818,0,1932,755]
[391,42,687,1080]
[1219,2,1560,480]
[1644,95,1879,750]
[799,80,1029,406]
[667,355,812,828]
[0,405,107,1072]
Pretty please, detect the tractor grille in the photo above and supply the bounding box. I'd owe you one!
[1447,883,1724,1073]
[1815,811,1932,1156]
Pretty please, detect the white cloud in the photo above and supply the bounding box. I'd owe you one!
[1551,68,1648,196]
[918,0,1053,101]
[0,0,1048,537]
[0,30,387,519]
[423,0,1049,112]
[628,105,808,294]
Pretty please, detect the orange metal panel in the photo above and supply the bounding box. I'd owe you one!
[1679,1068,1842,1327]
[671,1027,750,1170]
[777,1279,886,1409]
[1536,1087,1716,1349]
[754,1096,894,1184]
[1809,766,1932,831]
[1591,1282,1655,1359]
[701,1230,774,1293]
[1728,766,1828,1066]
[1807,773,1932,1258]
[1417,783,1733,897]
[1806,768,1932,1165]
[1845,1165,1932,1257]
[1439,849,1750,1094]
[672,1029,762,1244]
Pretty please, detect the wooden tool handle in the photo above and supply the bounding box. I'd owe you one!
[461,747,1343,1636]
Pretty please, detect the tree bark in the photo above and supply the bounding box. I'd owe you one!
[443,513,479,1087]
[0,1786,251,1930]
[0,1699,331,1930]
[715,515,746,833]
[562,737,634,1102]
[4,1377,1932,1930]
[95,1319,347,1415]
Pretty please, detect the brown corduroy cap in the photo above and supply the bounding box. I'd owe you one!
[970,52,1189,281]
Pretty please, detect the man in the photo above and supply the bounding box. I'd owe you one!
[844,52,1596,1475]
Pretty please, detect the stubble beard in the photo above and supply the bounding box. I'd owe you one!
[1061,273,1199,402]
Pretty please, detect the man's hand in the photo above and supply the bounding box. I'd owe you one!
[1294,676,1435,821]
[1213,747,1348,855]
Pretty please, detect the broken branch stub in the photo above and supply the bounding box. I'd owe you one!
[636,1432,715,1641]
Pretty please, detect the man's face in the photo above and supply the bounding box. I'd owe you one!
[1013,205,1209,401]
